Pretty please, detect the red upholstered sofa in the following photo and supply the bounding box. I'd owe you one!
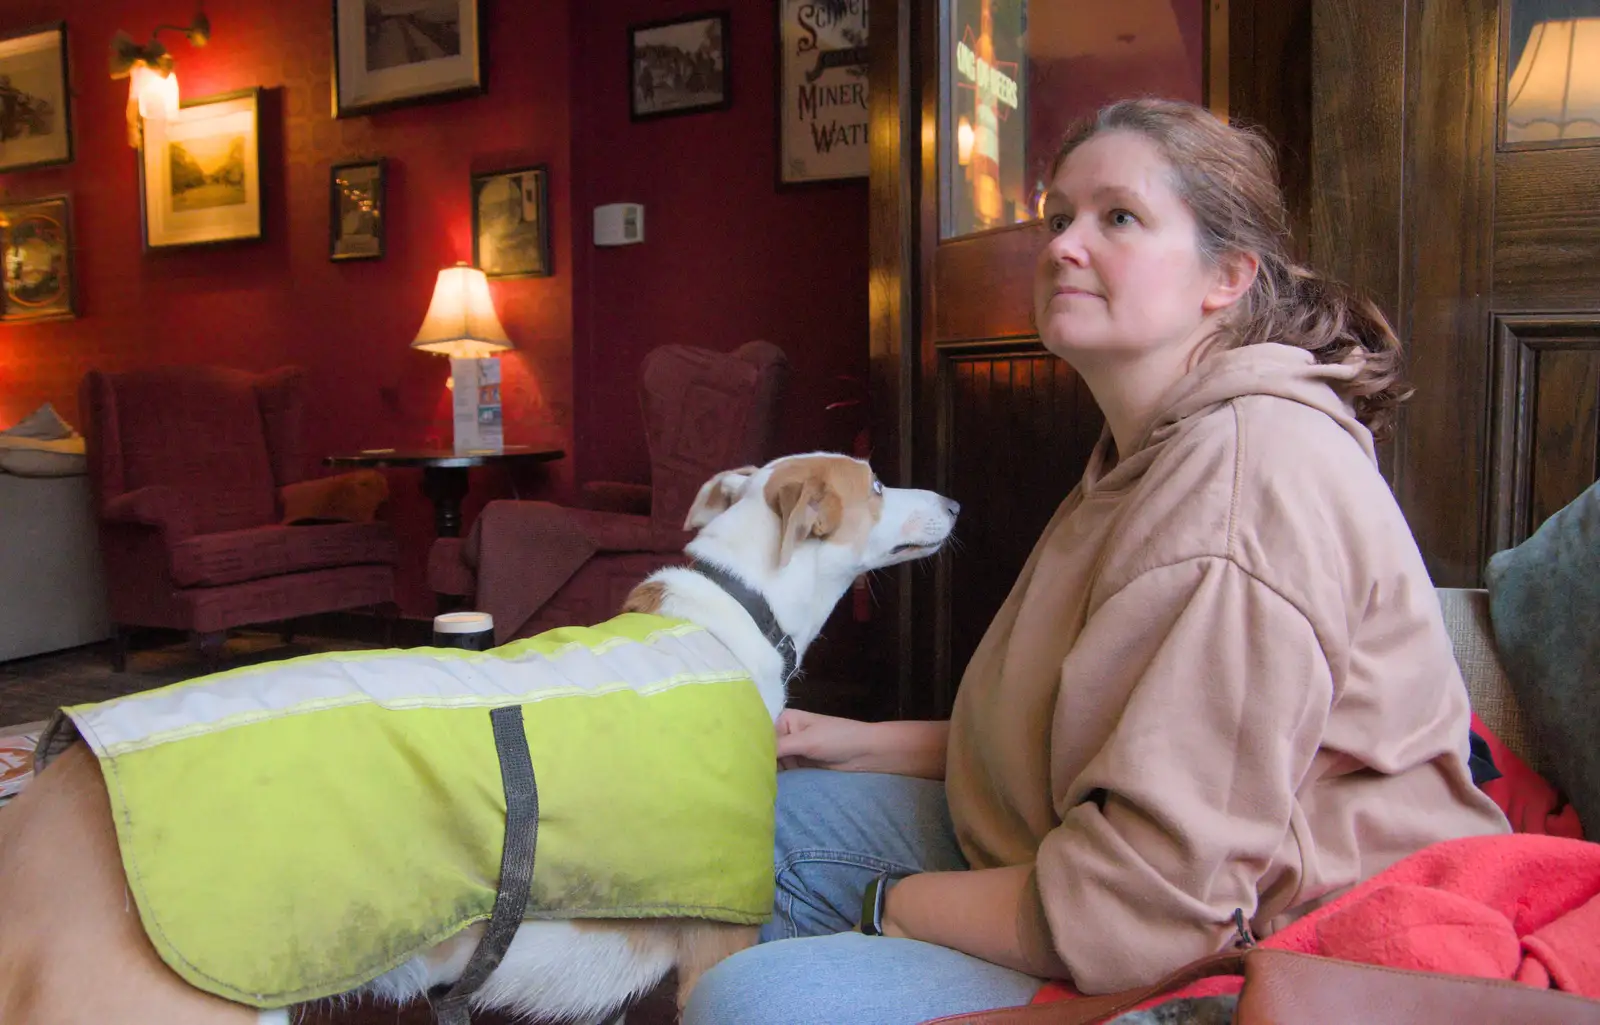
[81,365,399,669]
[428,341,790,644]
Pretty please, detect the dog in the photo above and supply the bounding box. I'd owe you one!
[0,452,958,1025]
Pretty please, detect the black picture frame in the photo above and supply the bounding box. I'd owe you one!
[138,87,265,252]
[332,0,486,119]
[0,21,74,174]
[629,11,731,121]
[470,165,551,279]
[329,158,386,261]
[0,193,76,324]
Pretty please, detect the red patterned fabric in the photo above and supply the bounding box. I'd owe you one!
[640,340,789,530]
[168,522,397,588]
[81,366,398,637]
[427,341,788,636]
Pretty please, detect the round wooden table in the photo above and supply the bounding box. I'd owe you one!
[323,446,565,537]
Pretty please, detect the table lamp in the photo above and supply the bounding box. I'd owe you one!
[411,262,514,454]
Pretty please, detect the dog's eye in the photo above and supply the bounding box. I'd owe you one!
[871,478,883,496]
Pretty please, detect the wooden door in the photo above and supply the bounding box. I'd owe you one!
[1312,0,1600,586]
[866,0,1313,718]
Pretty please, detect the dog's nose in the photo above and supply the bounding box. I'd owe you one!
[944,498,961,517]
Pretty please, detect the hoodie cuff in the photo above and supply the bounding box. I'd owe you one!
[1016,865,1072,980]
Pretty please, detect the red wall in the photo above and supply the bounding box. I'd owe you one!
[570,0,870,485]
[0,0,868,620]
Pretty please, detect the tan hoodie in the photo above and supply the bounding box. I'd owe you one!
[945,343,1510,993]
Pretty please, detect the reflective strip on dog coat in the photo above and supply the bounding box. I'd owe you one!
[45,613,777,1009]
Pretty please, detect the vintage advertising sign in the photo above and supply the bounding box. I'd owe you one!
[777,0,870,185]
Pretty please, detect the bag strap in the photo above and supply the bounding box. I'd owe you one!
[921,950,1248,1025]
[428,705,541,1025]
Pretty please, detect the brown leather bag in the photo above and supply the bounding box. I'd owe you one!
[926,946,1600,1025]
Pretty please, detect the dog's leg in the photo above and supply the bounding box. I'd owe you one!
[673,922,760,1013]
[0,744,261,1025]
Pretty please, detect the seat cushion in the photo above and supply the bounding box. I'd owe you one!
[169,522,397,588]
[1485,479,1600,842]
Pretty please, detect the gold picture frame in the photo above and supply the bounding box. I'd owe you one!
[1,194,75,324]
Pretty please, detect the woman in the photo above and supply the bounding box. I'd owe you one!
[683,98,1509,1025]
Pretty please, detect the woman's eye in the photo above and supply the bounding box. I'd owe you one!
[871,478,884,496]
[1108,209,1138,227]
[1047,213,1070,233]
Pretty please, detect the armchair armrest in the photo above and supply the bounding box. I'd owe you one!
[578,481,653,516]
[102,485,196,541]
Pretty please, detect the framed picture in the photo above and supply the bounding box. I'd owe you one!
[471,166,550,279]
[330,158,386,261]
[139,88,264,251]
[629,12,731,121]
[0,194,75,324]
[776,0,869,185]
[0,23,73,174]
[333,0,484,118]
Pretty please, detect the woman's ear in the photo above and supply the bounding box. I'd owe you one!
[1202,250,1260,313]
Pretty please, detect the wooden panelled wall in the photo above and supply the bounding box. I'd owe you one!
[1312,0,1600,587]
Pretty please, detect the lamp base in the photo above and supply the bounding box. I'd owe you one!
[449,357,504,455]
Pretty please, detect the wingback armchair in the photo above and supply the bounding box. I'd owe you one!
[428,341,790,644]
[81,365,399,669]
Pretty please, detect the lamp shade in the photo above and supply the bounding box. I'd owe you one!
[410,263,514,358]
[1506,18,1600,142]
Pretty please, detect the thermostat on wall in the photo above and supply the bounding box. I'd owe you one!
[594,203,644,246]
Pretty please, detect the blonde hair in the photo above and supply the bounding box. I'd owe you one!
[1051,98,1412,440]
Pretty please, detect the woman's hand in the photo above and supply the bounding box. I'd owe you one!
[775,711,950,779]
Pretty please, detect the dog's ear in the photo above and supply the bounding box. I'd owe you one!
[768,472,844,568]
[683,466,759,530]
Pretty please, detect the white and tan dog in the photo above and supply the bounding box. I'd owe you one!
[0,452,958,1025]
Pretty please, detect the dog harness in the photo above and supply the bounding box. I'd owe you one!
[38,613,777,1013]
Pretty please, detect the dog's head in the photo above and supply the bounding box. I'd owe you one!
[683,453,958,578]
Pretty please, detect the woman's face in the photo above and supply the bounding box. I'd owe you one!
[1034,130,1236,364]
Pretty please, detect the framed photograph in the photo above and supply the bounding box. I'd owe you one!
[777,1,869,185]
[1,195,75,324]
[330,158,386,261]
[333,0,484,118]
[471,166,550,279]
[0,23,73,174]
[139,88,264,251]
[629,12,731,121]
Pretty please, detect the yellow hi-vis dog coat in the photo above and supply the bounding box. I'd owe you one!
[39,613,777,1010]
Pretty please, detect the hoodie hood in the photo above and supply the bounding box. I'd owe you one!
[1083,343,1376,492]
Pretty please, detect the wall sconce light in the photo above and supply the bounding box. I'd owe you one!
[109,8,212,147]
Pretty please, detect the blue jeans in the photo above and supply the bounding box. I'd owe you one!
[682,768,1044,1025]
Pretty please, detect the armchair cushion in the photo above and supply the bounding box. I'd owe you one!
[280,469,389,525]
[169,522,397,589]
[103,485,196,541]
[1485,479,1600,840]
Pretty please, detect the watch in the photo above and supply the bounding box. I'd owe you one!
[858,870,892,936]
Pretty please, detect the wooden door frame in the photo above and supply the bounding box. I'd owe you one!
[866,0,1309,717]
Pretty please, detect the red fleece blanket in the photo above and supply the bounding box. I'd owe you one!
[1032,835,1600,1008]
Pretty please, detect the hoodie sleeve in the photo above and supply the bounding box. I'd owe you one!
[1021,555,1334,992]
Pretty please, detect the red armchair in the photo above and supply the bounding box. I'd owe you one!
[428,341,790,644]
[81,365,399,669]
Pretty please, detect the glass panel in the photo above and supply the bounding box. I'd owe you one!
[940,0,1208,240]
[1505,0,1600,145]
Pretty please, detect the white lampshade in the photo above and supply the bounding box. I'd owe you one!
[132,63,180,121]
[1506,18,1600,142]
[410,262,514,358]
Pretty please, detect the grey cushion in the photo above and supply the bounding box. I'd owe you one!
[1484,480,1600,835]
